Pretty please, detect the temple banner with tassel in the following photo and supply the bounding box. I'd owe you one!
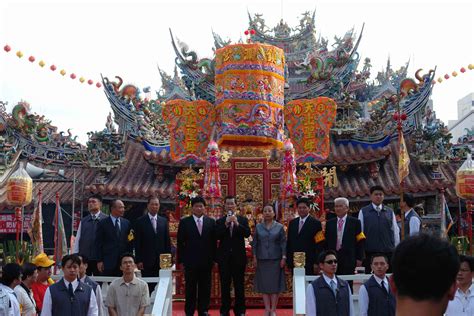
[398,132,410,183]
[203,141,222,217]
[53,192,68,272]
[28,189,44,256]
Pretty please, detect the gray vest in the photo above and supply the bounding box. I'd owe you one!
[311,276,350,316]
[83,276,98,293]
[78,213,107,260]
[404,210,422,238]
[361,205,395,252]
[363,275,396,316]
[50,279,92,316]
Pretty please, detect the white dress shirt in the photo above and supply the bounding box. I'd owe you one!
[445,283,474,316]
[405,209,421,236]
[358,275,390,316]
[80,276,104,316]
[0,283,20,316]
[305,274,354,316]
[41,278,98,316]
[73,212,103,253]
[14,284,36,316]
[358,203,400,246]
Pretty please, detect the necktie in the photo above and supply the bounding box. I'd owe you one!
[298,219,304,233]
[230,221,234,237]
[151,217,157,233]
[68,283,75,300]
[330,280,337,297]
[115,218,121,238]
[197,218,203,235]
[381,280,389,295]
[336,218,344,251]
[376,205,381,212]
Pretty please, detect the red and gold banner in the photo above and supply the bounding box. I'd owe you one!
[163,99,215,163]
[285,97,337,162]
[214,43,285,148]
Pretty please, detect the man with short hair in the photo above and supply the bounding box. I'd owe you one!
[77,254,105,316]
[134,196,171,294]
[31,253,55,313]
[14,262,38,316]
[390,234,459,316]
[287,197,324,275]
[73,194,108,276]
[358,185,399,273]
[325,197,365,278]
[177,196,216,316]
[306,250,354,316]
[445,255,474,315]
[41,254,98,316]
[358,253,395,316]
[105,253,149,316]
[400,193,421,237]
[0,263,22,316]
[96,199,132,276]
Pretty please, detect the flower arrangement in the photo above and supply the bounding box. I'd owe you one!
[176,167,203,209]
[296,164,324,214]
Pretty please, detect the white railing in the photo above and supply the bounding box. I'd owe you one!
[51,272,171,316]
[293,267,374,316]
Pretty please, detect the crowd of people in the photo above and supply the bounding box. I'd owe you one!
[0,185,472,316]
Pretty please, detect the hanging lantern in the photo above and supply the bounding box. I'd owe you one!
[16,51,23,58]
[444,74,450,80]
[437,77,443,83]
[87,79,93,85]
[70,73,76,79]
[38,60,45,67]
[460,67,466,73]
[50,65,57,71]
[469,64,474,70]
[456,154,474,200]
[6,162,33,207]
[96,82,102,88]
[60,69,66,76]
[28,56,35,63]
[4,45,11,52]
[79,77,85,83]
[452,71,458,77]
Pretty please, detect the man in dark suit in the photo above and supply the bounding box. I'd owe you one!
[135,196,172,293]
[325,197,365,279]
[287,197,324,275]
[96,199,132,276]
[73,194,108,276]
[216,196,251,316]
[177,196,216,316]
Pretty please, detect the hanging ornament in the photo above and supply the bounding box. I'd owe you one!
[203,140,222,200]
[50,65,57,71]
[60,69,66,76]
[452,71,458,77]
[469,64,474,70]
[461,67,466,73]
[79,77,85,83]
[4,45,11,52]
[280,139,297,201]
[28,56,35,63]
[444,74,450,80]
[38,60,45,67]
[70,73,76,79]
[7,162,33,207]
[16,51,23,58]
[87,79,93,85]
[96,82,102,88]
[437,77,443,83]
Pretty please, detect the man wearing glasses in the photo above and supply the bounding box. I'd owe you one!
[305,250,354,316]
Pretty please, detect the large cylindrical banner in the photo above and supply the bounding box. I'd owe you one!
[215,43,285,148]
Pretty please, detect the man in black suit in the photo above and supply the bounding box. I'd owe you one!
[177,196,216,316]
[287,197,324,275]
[135,196,171,293]
[96,199,132,276]
[325,197,365,279]
[216,196,251,316]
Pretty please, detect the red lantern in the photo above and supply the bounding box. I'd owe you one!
[6,162,33,207]
[400,113,407,121]
[87,79,93,85]
[392,113,399,121]
[4,45,11,52]
[244,30,249,35]
[250,29,256,35]
[461,67,466,73]
[28,56,35,62]
[70,73,76,79]
[444,74,450,80]
[50,65,57,71]
[96,82,102,88]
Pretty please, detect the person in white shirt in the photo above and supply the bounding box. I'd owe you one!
[306,250,354,316]
[445,255,474,316]
[14,263,38,316]
[41,254,98,316]
[359,253,396,316]
[400,193,421,238]
[0,263,22,316]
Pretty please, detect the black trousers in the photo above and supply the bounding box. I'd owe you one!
[185,264,212,316]
[219,256,246,315]
[86,260,101,276]
[364,251,393,274]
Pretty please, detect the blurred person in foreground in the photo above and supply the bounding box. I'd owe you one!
[445,255,474,315]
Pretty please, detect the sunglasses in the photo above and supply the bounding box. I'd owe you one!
[325,259,338,264]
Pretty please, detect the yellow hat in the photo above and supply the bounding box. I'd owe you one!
[32,253,55,268]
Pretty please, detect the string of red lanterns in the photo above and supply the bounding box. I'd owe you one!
[3,44,102,88]
[434,64,474,84]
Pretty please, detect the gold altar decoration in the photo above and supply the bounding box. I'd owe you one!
[236,174,264,207]
[160,253,173,269]
[294,252,306,268]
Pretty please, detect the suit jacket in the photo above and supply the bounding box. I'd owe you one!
[286,215,323,268]
[134,213,172,270]
[177,215,216,268]
[95,216,132,271]
[215,214,251,266]
[325,215,365,274]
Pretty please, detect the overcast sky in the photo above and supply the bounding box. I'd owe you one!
[1,0,473,144]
